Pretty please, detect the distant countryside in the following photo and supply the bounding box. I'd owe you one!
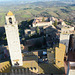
[0,1,75,26]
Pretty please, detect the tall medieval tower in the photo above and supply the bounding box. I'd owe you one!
[5,11,23,66]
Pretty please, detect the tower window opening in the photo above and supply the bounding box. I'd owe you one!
[14,62,19,66]
[9,17,12,24]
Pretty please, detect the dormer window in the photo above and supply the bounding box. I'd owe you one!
[9,17,12,24]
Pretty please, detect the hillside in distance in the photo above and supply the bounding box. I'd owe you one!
[0,0,75,6]
[0,1,75,26]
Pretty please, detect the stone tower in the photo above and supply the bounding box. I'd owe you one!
[5,11,23,66]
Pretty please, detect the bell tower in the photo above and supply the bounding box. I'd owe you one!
[5,11,23,66]
[5,11,17,25]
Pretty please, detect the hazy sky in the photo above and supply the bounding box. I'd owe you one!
[0,0,16,1]
[0,0,58,1]
[0,0,58,2]
[1,0,74,2]
[0,0,35,1]
[1,0,34,1]
[0,0,38,1]
[0,0,49,1]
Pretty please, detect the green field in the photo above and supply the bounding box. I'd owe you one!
[0,1,75,26]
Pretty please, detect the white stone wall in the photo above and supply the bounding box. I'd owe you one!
[69,70,75,75]
[5,25,23,66]
[33,22,52,27]
[61,22,66,25]
[61,27,74,33]
[25,29,36,37]
[68,62,75,75]
[60,34,70,53]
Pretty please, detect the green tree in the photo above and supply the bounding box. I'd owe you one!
[53,20,57,27]
[27,19,31,23]
[36,26,40,35]
[42,17,45,22]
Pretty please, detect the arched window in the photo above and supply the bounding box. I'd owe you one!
[9,17,12,24]
[34,67,36,70]
[30,67,33,70]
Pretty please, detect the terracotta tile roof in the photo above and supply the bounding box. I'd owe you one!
[7,11,14,16]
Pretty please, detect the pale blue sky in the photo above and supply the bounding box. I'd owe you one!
[0,0,43,2]
[0,0,17,1]
[0,0,74,2]
[0,0,56,2]
[0,0,57,2]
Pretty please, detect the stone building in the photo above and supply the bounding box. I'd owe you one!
[60,26,75,53]
[33,22,52,27]
[47,48,54,63]
[69,34,75,52]
[32,17,52,27]
[50,17,66,25]
[25,27,36,38]
[67,62,75,75]
[55,43,66,68]
[5,11,23,66]
[64,50,75,75]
